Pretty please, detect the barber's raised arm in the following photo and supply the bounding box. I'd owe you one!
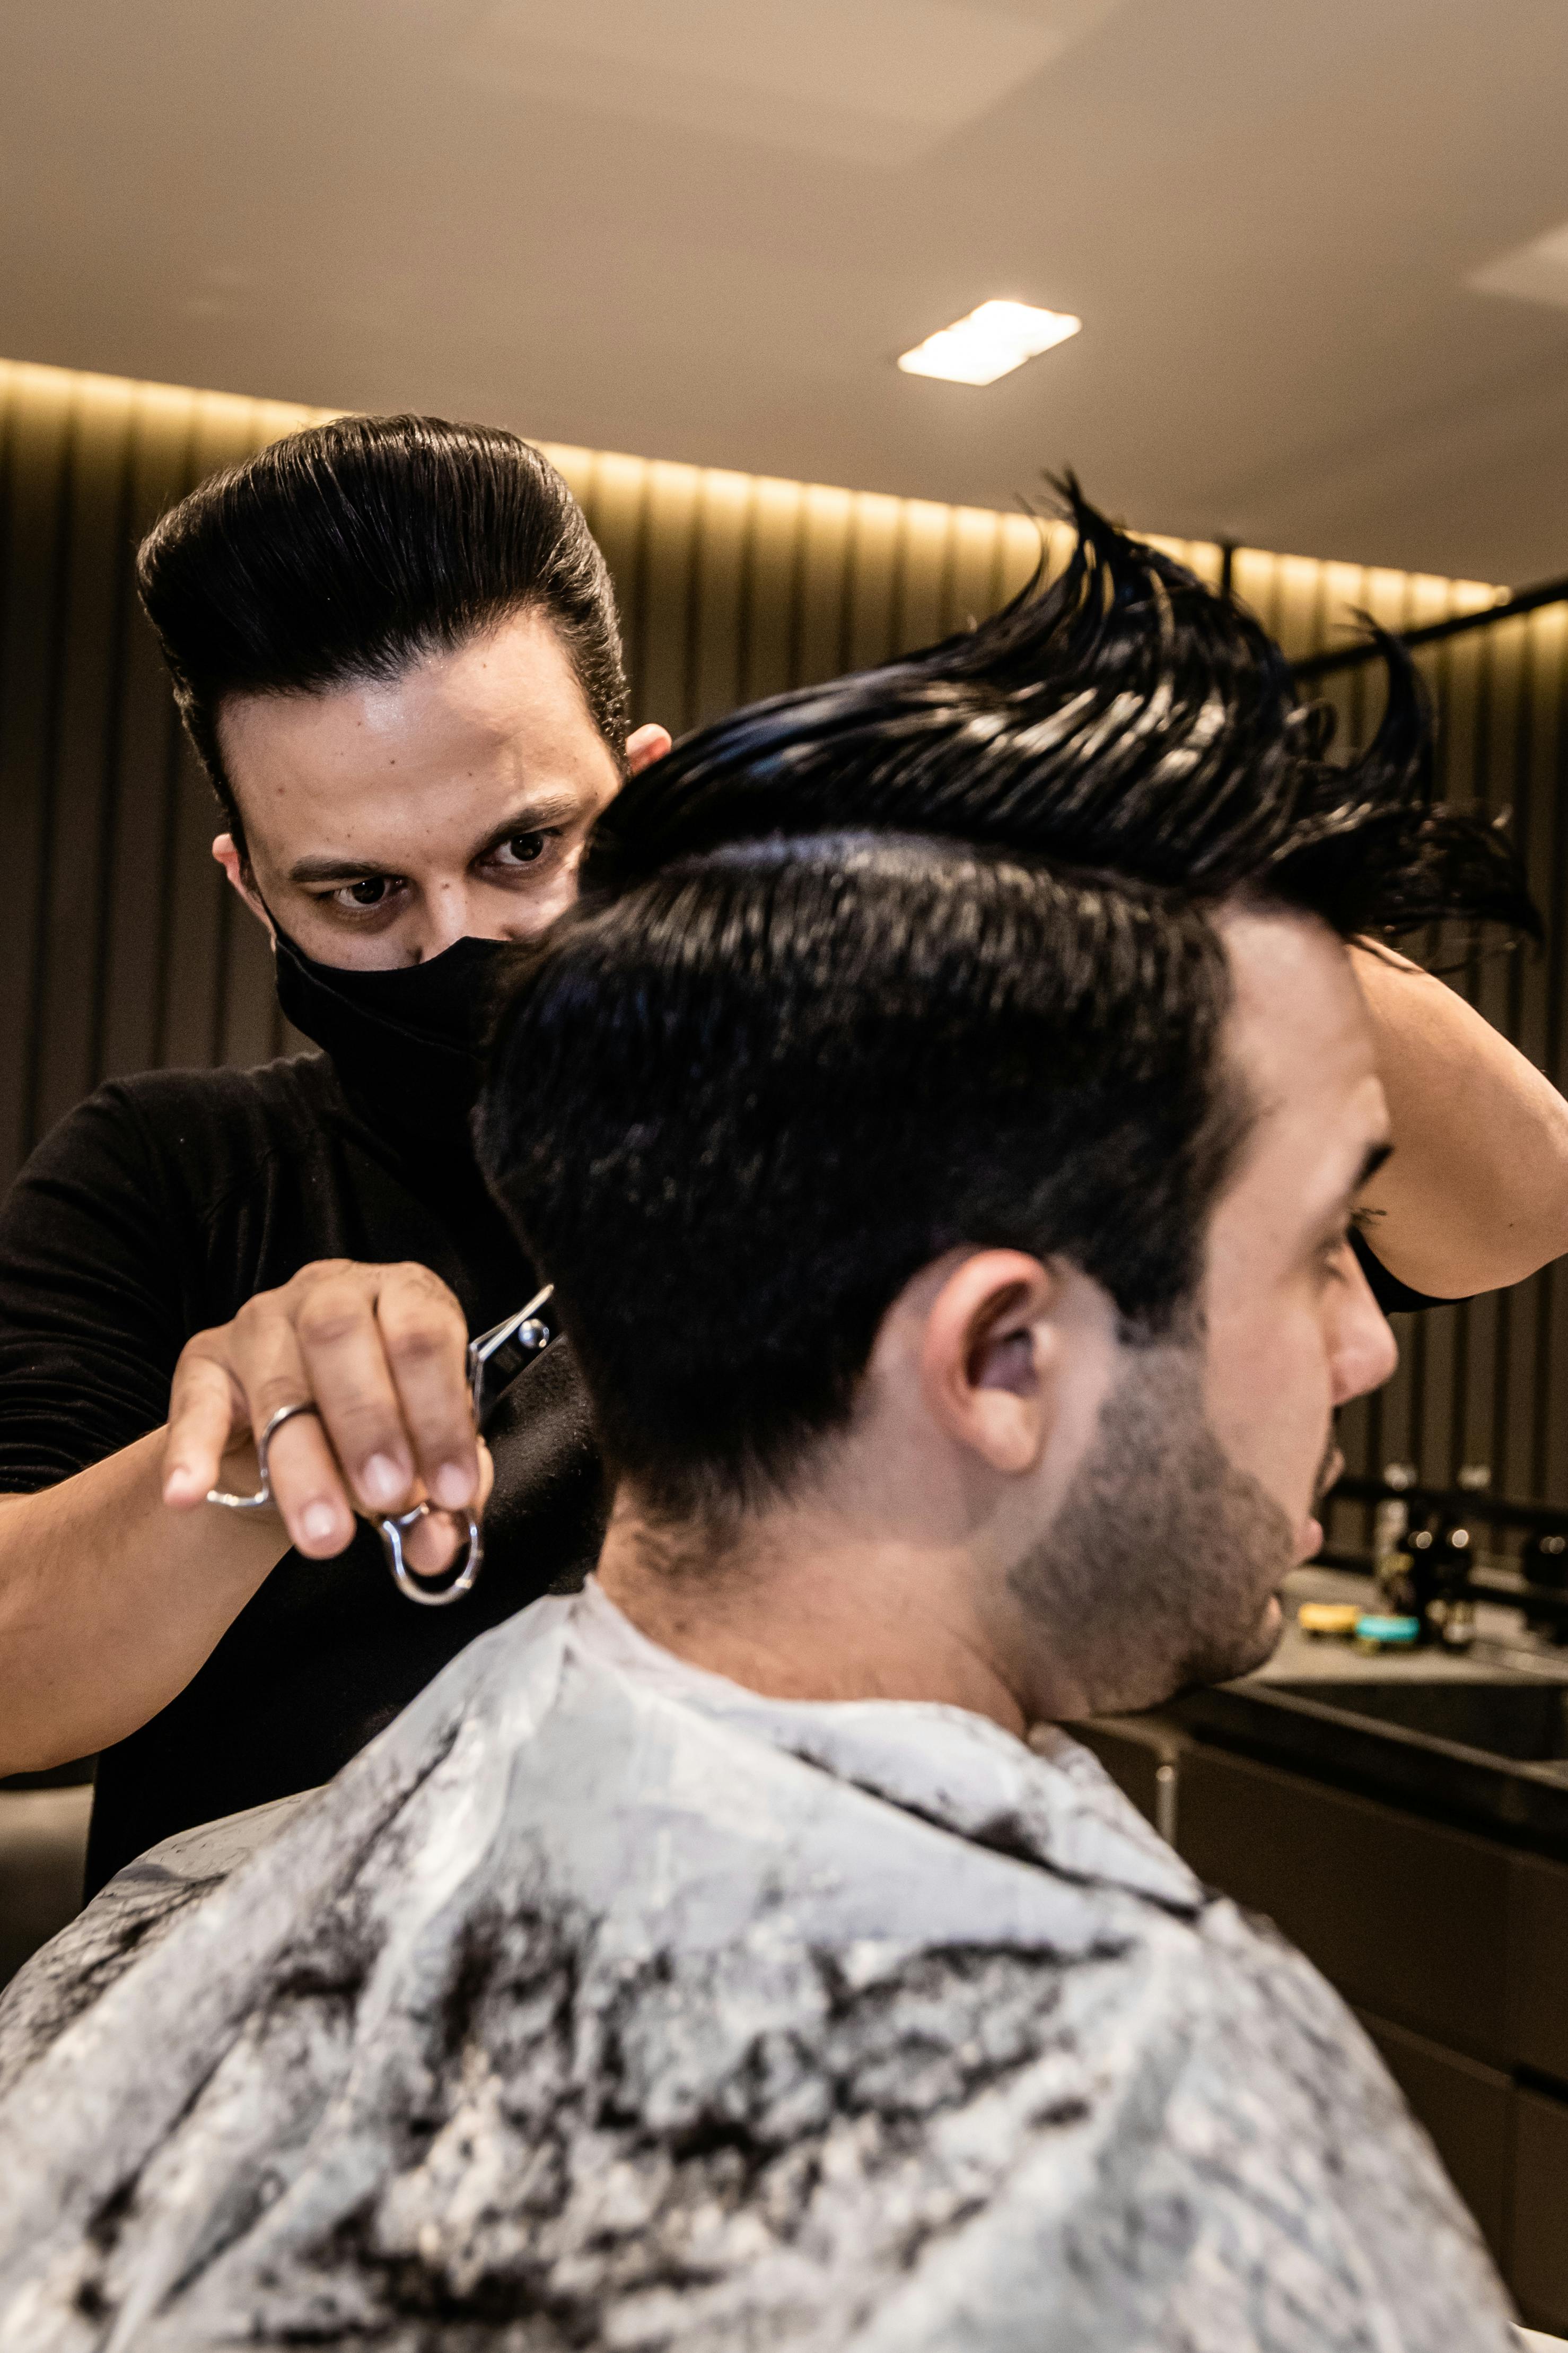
[0,1260,483,1776]
[1350,939,1568,1299]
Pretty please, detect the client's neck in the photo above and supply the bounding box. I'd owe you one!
[594,1488,1039,1739]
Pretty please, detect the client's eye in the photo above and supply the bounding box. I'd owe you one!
[1312,1222,1356,1282]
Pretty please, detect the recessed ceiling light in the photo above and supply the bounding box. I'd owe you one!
[897,300,1081,386]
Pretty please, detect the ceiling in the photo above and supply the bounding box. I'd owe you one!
[4,0,1568,582]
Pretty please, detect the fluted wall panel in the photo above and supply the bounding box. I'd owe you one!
[0,363,334,1180]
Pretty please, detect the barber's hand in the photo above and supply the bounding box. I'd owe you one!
[160,1260,490,1568]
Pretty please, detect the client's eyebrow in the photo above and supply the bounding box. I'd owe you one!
[1355,1139,1394,1193]
[286,794,588,886]
[1315,1140,1393,1248]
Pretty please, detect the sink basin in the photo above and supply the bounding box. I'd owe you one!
[1269,1676,1568,1764]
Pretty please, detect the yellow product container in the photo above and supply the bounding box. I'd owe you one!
[1297,1602,1362,1639]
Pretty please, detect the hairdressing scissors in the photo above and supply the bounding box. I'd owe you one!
[206,1285,555,1607]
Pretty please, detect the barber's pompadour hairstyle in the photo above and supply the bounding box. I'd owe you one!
[136,414,628,849]
[478,490,1537,1519]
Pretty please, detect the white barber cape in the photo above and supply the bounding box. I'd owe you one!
[0,1580,1516,2351]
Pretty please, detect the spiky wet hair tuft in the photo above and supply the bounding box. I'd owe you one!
[584,478,1536,945]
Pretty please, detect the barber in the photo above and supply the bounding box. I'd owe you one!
[0,417,669,1886]
[3,417,1567,1891]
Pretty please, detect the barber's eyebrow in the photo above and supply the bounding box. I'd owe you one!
[288,852,401,884]
[468,792,584,859]
[286,792,587,886]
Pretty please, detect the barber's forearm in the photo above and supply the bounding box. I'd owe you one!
[0,1432,287,1774]
[1351,942,1568,1297]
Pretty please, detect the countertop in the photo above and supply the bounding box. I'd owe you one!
[1154,1567,1568,1855]
[1256,1565,1568,1685]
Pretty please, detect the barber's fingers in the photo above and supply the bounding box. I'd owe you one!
[163,1350,250,1506]
[163,1261,479,1559]
[286,1263,439,1520]
[163,1327,355,1557]
[372,1263,480,1512]
[262,1410,361,1558]
[218,1294,361,1557]
[397,1440,495,1575]
[399,1505,463,1576]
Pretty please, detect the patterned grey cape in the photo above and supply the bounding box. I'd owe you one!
[0,1582,1517,2351]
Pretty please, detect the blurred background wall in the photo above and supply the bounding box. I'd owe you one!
[0,354,1548,1517]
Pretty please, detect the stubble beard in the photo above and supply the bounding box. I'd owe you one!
[1006,1330,1299,1720]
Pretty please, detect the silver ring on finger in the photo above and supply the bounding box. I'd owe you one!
[206,1401,323,1512]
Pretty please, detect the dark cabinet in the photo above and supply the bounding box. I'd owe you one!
[1357,2008,1512,2264]
[1512,2089,1568,2330]
[1511,1853,1568,2085]
[1175,1744,1511,2064]
[1075,1716,1568,2329]
[0,1786,92,1991]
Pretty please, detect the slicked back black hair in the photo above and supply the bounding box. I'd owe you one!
[478,493,1537,1520]
[137,414,628,850]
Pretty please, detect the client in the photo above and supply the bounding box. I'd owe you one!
[0,508,1530,2350]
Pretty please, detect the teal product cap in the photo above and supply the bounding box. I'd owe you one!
[1354,1614,1422,1646]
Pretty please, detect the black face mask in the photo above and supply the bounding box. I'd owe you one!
[271,923,516,1150]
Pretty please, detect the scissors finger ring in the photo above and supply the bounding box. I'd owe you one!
[206,1401,322,1512]
[376,1504,484,1607]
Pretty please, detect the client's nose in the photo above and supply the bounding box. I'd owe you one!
[1332,1244,1400,1405]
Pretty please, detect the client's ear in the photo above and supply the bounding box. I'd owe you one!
[918,1251,1061,1477]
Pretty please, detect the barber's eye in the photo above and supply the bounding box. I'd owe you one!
[325,875,407,916]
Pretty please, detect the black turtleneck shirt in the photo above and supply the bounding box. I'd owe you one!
[0,1053,607,1893]
[0,1052,1437,1894]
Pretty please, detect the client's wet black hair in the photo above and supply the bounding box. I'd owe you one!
[583,478,1534,944]
[478,491,1536,1519]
